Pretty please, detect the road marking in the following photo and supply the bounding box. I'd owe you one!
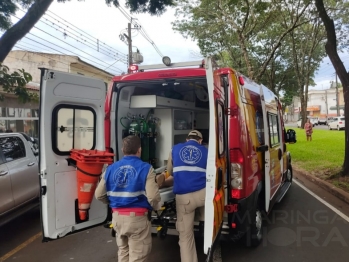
[294,179,349,223]
[0,232,42,262]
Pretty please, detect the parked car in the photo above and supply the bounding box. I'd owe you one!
[310,117,319,126]
[297,119,302,128]
[327,117,335,124]
[0,133,39,226]
[328,116,345,131]
[297,117,315,128]
[318,117,327,125]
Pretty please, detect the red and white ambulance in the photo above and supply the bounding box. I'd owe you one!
[39,57,296,260]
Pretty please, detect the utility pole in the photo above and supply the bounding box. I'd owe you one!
[127,23,132,66]
[336,74,340,116]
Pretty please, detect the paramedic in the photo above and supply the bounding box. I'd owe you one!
[163,130,208,262]
[95,135,161,262]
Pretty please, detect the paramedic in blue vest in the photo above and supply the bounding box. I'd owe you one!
[164,130,208,262]
[95,135,161,262]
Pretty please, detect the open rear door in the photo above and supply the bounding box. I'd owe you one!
[39,69,108,240]
[204,58,227,259]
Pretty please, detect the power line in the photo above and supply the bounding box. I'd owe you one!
[9,46,124,78]
[116,5,164,58]
[15,7,128,64]
[46,9,125,58]
[10,14,123,74]
[41,14,128,61]
[39,16,127,62]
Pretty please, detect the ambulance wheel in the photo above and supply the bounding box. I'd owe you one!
[286,165,293,183]
[244,199,263,247]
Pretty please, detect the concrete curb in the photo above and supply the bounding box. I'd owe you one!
[293,166,349,205]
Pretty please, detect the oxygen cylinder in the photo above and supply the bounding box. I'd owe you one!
[128,115,140,136]
[148,116,159,168]
[120,116,130,138]
[138,114,150,163]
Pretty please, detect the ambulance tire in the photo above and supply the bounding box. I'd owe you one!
[244,198,264,247]
[286,165,293,183]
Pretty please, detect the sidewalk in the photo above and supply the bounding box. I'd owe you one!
[293,166,349,205]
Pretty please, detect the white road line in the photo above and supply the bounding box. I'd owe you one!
[294,179,349,223]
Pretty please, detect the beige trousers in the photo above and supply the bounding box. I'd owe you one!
[176,188,206,262]
[112,212,152,262]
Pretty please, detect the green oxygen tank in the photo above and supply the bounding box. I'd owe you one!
[139,114,150,163]
[148,117,157,168]
[128,115,140,136]
[120,116,130,138]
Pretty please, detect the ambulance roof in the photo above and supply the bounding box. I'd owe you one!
[112,68,206,82]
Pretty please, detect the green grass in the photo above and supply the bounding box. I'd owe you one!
[287,128,345,177]
[332,180,349,191]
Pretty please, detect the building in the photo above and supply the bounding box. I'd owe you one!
[287,87,344,121]
[0,50,115,137]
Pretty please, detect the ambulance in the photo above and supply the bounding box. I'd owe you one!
[39,57,296,260]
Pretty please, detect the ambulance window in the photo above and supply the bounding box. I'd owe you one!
[216,101,225,155]
[268,113,279,146]
[52,105,96,155]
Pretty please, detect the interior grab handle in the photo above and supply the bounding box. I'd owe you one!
[28,162,35,166]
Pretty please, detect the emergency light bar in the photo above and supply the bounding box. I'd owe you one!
[138,60,204,71]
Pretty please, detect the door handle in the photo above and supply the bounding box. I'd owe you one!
[0,170,8,176]
[27,162,35,166]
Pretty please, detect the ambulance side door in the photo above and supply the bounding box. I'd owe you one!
[204,58,227,258]
[39,69,108,240]
[260,85,282,212]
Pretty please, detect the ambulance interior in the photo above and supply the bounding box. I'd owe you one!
[115,77,210,209]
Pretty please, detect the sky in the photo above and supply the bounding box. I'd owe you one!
[5,0,349,90]
[10,0,201,76]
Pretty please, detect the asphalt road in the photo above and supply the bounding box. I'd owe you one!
[1,173,349,262]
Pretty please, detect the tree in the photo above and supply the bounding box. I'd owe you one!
[173,0,311,83]
[315,0,349,175]
[286,7,327,129]
[0,0,174,62]
[0,63,38,103]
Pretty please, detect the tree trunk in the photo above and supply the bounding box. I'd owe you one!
[315,0,349,175]
[0,0,54,62]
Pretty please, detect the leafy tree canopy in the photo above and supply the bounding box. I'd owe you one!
[0,63,38,103]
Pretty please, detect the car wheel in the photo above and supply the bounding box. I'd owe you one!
[244,198,264,247]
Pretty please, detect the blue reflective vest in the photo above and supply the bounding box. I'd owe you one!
[104,156,152,210]
[172,140,208,194]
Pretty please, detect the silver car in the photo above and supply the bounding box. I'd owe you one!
[0,133,39,226]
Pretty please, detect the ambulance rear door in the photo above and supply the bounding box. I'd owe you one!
[39,69,108,240]
[204,58,228,259]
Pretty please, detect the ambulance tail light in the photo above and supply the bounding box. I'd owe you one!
[230,149,243,198]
